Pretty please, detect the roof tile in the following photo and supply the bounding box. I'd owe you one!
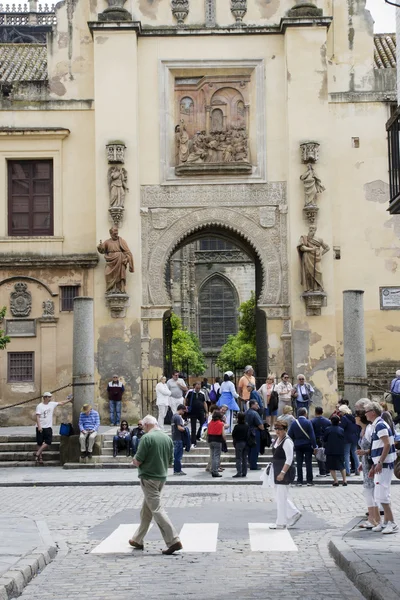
[0,43,47,82]
[374,33,396,69]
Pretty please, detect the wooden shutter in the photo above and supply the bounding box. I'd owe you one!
[8,160,53,236]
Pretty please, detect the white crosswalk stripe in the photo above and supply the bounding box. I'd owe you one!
[248,523,298,552]
[91,522,298,554]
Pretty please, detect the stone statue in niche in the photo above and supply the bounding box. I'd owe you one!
[174,75,252,175]
[108,165,128,208]
[42,300,55,317]
[10,282,32,317]
[300,163,325,206]
[97,226,134,295]
[297,226,329,292]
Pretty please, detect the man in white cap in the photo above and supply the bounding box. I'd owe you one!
[238,366,255,411]
[35,391,73,464]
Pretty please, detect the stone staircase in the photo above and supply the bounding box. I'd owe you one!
[0,434,61,467]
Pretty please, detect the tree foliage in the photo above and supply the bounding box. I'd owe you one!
[171,313,207,376]
[0,307,11,350]
[216,292,257,371]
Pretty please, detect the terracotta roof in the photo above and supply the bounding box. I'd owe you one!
[374,33,396,69]
[0,44,47,82]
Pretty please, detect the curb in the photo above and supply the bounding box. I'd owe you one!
[329,518,400,600]
[0,521,57,600]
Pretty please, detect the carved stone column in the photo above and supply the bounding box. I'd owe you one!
[72,297,95,431]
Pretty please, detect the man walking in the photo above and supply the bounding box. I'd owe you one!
[79,404,100,459]
[245,400,264,470]
[172,404,187,476]
[130,415,182,554]
[288,407,317,486]
[311,406,331,477]
[365,402,398,534]
[185,381,208,447]
[167,370,188,414]
[35,391,73,464]
[107,374,125,426]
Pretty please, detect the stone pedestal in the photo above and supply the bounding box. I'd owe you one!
[303,204,319,225]
[301,291,327,316]
[72,297,95,431]
[108,206,124,227]
[343,290,368,408]
[106,293,129,318]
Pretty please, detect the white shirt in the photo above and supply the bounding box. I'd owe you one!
[276,381,293,400]
[220,380,239,398]
[35,401,59,429]
[273,436,294,466]
[155,382,171,406]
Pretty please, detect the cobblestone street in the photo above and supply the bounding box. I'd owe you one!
[3,484,397,599]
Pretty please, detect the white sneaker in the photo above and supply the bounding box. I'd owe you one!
[288,512,303,528]
[372,523,384,532]
[269,524,286,530]
[358,521,374,529]
[382,522,398,535]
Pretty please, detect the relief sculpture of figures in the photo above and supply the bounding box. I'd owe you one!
[300,163,325,206]
[175,125,249,165]
[97,227,134,294]
[297,226,329,292]
[108,165,128,208]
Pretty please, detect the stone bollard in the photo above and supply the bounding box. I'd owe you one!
[343,290,368,409]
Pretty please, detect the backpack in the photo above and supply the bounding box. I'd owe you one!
[209,386,217,403]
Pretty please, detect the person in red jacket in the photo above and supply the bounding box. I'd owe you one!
[107,375,125,426]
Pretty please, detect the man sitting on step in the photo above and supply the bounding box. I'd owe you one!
[79,404,100,459]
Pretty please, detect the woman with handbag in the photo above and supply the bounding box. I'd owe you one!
[258,374,278,429]
[355,408,380,529]
[270,420,302,529]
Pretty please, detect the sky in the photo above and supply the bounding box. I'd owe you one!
[36,1,396,34]
[366,0,396,33]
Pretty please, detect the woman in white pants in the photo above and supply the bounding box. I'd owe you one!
[155,376,171,429]
[270,420,302,529]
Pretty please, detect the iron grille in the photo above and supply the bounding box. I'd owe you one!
[60,286,80,311]
[7,352,34,382]
[387,106,400,213]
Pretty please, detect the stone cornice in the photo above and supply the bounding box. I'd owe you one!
[0,127,70,138]
[330,90,396,103]
[0,100,93,112]
[88,21,142,35]
[279,16,332,32]
[0,254,99,269]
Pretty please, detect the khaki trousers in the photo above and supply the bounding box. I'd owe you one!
[132,478,180,547]
[80,431,97,452]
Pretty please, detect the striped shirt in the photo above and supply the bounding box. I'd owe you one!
[79,409,100,432]
[371,417,396,468]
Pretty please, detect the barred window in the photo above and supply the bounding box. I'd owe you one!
[8,160,53,236]
[60,286,80,312]
[8,352,34,382]
[199,275,238,349]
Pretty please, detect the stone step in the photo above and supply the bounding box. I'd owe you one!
[0,461,61,468]
[94,454,272,465]
[0,442,60,453]
[0,451,60,462]
[0,435,61,443]
[63,462,264,470]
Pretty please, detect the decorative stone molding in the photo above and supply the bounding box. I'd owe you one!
[205,0,216,27]
[259,206,276,228]
[171,0,189,26]
[109,207,124,228]
[10,282,32,317]
[0,255,98,269]
[287,2,323,17]
[142,204,289,308]
[303,204,319,225]
[300,141,320,163]
[41,300,55,318]
[99,0,132,22]
[231,0,247,24]
[194,249,252,263]
[106,293,130,318]
[301,291,327,316]
[106,141,126,164]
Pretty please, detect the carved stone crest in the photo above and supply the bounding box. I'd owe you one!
[42,300,55,317]
[106,142,126,164]
[259,207,276,228]
[10,282,32,318]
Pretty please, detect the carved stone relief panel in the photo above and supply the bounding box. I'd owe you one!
[10,282,32,318]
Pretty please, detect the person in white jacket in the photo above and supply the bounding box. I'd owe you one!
[156,376,172,429]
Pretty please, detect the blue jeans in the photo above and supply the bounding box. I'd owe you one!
[174,440,184,473]
[249,429,261,470]
[295,400,310,416]
[109,400,121,425]
[131,435,141,455]
[344,442,359,475]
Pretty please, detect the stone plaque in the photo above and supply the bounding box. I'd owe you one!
[6,319,36,337]
[380,287,400,310]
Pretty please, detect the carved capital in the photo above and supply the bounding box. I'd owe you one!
[300,141,320,163]
[106,141,126,164]
[106,293,130,318]
[109,206,125,228]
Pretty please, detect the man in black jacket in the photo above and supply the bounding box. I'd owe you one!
[185,382,208,447]
[107,374,125,426]
[131,420,145,455]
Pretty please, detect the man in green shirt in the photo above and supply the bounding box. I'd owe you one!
[129,415,182,555]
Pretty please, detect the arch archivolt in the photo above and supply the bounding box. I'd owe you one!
[142,204,289,311]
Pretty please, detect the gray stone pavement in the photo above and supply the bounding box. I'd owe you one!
[3,484,399,599]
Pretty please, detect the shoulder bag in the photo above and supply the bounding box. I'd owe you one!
[60,423,74,437]
[268,385,279,412]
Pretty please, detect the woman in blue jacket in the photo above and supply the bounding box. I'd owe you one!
[338,405,360,477]
[323,416,347,486]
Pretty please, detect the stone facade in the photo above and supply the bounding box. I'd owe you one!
[0,0,398,423]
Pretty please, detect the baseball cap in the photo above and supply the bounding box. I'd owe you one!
[42,392,52,397]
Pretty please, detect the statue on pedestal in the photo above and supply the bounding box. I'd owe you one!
[300,163,325,207]
[97,227,134,294]
[297,226,329,292]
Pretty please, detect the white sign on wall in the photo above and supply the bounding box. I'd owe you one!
[380,287,400,310]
